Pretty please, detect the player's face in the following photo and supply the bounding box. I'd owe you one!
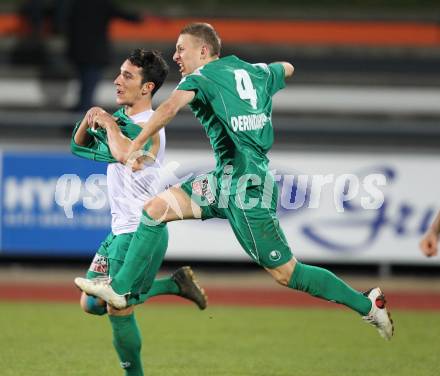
[173,34,205,76]
[113,60,145,106]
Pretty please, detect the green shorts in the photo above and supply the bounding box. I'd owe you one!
[180,171,293,268]
[86,232,152,305]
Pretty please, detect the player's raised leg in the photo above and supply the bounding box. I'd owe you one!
[114,186,202,298]
[228,183,393,340]
[75,186,202,309]
[267,259,371,313]
[79,265,207,314]
[265,245,393,339]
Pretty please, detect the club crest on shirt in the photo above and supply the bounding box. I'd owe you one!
[269,250,281,262]
[89,254,108,274]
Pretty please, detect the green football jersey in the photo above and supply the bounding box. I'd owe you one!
[177,55,286,186]
[71,108,152,163]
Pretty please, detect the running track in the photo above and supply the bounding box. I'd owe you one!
[1,283,439,311]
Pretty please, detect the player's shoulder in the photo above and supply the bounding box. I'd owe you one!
[197,55,239,73]
[130,109,154,124]
[251,62,270,72]
[177,67,207,88]
[220,55,271,75]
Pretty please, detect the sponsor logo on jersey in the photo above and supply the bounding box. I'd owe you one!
[89,254,108,274]
[192,177,216,204]
[230,113,268,132]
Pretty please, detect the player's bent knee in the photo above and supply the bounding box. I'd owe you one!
[266,259,297,286]
[143,198,167,221]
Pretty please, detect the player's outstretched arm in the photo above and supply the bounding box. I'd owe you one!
[420,210,440,257]
[271,62,294,80]
[124,89,195,164]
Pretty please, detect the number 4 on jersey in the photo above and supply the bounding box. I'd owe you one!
[234,69,257,109]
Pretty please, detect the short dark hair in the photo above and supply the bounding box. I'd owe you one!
[127,49,169,96]
[180,23,221,57]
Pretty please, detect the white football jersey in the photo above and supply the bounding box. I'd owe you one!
[107,109,166,235]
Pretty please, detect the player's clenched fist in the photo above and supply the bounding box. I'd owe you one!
[92,112,117,131]
[86,106,107,126]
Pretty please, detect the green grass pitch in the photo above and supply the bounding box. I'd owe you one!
[1,302,439,376]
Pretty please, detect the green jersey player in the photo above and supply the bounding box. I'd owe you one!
[75,24,394,341]
[72,48,207,376]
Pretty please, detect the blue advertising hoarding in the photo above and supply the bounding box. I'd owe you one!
[0,151,110,257]
[1,148,439,264]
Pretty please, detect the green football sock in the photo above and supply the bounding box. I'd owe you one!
[146,277,180,297]
[112,211,168,295]
[288,262,372,315]
[109,314,143,376]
